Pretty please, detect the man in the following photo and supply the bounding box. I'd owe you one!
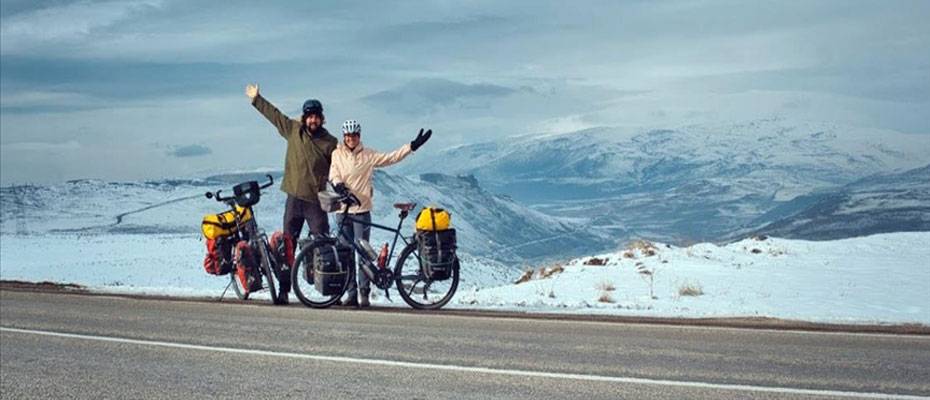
[246,83,338,304]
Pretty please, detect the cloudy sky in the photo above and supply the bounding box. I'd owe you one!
[2,0,928,183]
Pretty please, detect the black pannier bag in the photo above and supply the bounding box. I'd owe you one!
[416,229,457,281]
[313,242,353,295]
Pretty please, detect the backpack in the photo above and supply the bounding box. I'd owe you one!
[202,206,253,240]
[203,236,234,275]
[415,207,451,231]
[416,229,457,281]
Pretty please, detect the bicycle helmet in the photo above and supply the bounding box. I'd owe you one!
[302,99,323,115]
[342,119,361,134]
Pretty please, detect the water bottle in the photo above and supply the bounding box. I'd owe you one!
[377,243,389,269]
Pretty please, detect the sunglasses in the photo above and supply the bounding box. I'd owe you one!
[343,132,360,137]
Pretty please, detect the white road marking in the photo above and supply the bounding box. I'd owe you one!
[2,326,927,399]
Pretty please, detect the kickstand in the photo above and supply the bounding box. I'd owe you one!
[219,279,233,301]
[384,288,391,302]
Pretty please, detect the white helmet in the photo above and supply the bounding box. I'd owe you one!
[342,119,361,134]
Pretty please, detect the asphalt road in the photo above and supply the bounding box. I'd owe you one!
[1,290,928,399]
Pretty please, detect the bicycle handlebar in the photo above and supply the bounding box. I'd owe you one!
[259,174,274,189]
[204,174,274,203]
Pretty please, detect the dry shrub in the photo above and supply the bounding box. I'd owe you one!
[584,257,609,266]
[622,251,635,259]
[597,292,615,303]
[514,269,534,284]
[750,248,762,254]
[540,264,564,279]
[595,280,616,292]
[678,283,704,297]
[627,239,658,254]
[624,239,659,258]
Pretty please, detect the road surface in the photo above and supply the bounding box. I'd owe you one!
[1,290,928,399]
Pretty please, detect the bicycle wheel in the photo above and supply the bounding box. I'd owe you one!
[230,271,249,300]
[257,240,281,305]
[394,242,459,310]
[290,239,348,308]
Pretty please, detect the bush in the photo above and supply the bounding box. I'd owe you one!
[584,257,608,266]
[540,264,564,278]
[678,283,704,297]
[514,269,534,284]
[626,239,658,255]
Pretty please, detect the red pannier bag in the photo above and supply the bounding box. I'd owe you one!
[269,231,295,267]
[203,236,233,275]
[234,240,263,294]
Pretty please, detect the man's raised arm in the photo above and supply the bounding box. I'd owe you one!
[246,83,295,138]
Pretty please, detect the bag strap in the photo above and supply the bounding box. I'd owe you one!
[430,208,437,230]
[331,244,343,273]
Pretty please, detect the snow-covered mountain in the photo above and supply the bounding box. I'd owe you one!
[736,164,930,240]
[399,118,930,243]
[0,169,612,265]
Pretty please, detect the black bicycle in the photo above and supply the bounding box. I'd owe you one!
[205,174,285,304]
[289,185,460,310]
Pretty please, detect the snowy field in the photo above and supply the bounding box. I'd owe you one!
[1,231,928,325]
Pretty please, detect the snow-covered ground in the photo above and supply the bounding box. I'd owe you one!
[2,231,928,325]
[458,232,930,324]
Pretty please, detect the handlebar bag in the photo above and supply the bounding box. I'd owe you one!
[201,206,253,240]
[317,189,344,212]
[313,242,353,295]
[416,229,457,281]
[415,207,451,231]
[233,181,261,207]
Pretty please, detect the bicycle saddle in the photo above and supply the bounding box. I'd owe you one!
[393,203,416,211]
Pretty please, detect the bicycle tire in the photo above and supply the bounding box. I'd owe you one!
[394,241,459,310]
[290,239,348,308]
[257,240,281,304]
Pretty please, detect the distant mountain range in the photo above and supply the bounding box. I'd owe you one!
[3,117,928,273]
[734,164,930,240]
[398,118,930,243]
[0,170,612,265]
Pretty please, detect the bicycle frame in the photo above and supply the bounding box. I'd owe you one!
[332,205,415,293]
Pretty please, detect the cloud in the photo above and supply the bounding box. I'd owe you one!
[362,78,520,114]
[2,140,82,152]
[169,144,211,158]
[2,1,929,184]
[0,0,164,54]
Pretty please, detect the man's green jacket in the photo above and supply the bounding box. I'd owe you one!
[252,95,337,202]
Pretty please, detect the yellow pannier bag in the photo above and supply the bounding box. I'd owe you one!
[202,206,253,239]
[415,207,451,231]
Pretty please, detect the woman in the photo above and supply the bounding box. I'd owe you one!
[329,119,432,307]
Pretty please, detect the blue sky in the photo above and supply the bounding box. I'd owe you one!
[2,0,929,183]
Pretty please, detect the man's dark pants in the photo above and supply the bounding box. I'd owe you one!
[281,195,330,294]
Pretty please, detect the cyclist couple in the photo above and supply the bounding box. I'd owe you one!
[245,83,431,307]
